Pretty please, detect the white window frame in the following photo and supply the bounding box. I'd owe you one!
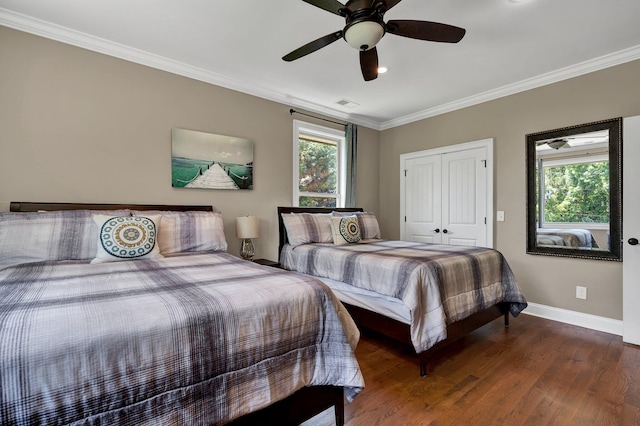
[293,119,346,207]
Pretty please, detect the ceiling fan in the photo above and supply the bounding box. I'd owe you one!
[537,131,610,150]
[537,138,571,150]
[282,0,466,81]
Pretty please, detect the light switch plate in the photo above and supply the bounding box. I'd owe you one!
[497,211,505,221]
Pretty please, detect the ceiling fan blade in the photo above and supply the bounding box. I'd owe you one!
[360,47,378,81]
[383,0,403,11]
[302,0,346,16]
[282,31,343,62]
[386,20,466,43]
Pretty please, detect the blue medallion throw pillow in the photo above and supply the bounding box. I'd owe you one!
[330,216,361,245]
[91,215,163,263]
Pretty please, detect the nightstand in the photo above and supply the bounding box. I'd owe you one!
[253,259,283,269]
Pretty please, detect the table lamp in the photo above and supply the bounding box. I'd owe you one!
[236,215,259,261]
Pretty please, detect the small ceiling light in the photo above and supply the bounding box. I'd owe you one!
[377,66,388,74]
[344,21,385,51]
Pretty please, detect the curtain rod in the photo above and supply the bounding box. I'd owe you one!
[289,109,347,126]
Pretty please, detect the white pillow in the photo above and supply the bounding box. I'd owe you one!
[91,215,163,263]
[330,216,361,245]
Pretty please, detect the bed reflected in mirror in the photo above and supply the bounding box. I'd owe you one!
[526,117,622,261]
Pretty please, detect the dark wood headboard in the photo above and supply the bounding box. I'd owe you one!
[10,202,214,212]
[277,206,363,262]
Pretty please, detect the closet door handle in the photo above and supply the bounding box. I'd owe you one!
[443,229,449,234]
[629,238,639,246]
[434,228,440,233]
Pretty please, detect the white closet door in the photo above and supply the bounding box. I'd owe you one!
[623,115,640,345]
[441,147,487,246]
[404,155,442,243]
[401,139,492,248]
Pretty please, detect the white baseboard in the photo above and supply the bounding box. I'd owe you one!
[522,302,623,336]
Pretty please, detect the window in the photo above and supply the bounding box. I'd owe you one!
[537,151,609,229]
[293,120,346,208]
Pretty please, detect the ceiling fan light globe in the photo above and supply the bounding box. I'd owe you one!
[547,139,569,149]
[344,21,384,51]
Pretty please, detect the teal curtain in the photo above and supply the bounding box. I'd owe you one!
[345,123,358,207]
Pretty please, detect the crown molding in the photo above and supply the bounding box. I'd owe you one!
[2,8,639,132]
[380,44,640,130]
[0,8,381,130]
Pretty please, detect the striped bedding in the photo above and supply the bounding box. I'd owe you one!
[281,240,527,353]
[536,228,599,248]
[0,252,363,425]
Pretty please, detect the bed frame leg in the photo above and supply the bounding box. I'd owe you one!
[334,393,345,426]
[504,312,510,328]
[420,359,427,377]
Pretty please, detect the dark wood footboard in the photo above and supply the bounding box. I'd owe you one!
[344,302,509,376]
[416,304,509,376]
[227,385,344,426]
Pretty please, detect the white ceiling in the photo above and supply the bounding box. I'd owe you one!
[1,0,639,130]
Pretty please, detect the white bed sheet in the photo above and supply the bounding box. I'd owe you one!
[297,272,411,325]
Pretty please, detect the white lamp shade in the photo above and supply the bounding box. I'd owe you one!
[236,216,259,239]
[344,21,384,50]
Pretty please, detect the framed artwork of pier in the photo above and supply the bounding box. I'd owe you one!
[171,128,253,190]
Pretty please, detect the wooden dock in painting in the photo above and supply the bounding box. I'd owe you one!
[186,163,239,189]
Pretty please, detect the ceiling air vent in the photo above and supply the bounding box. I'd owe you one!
[336,99,359,109]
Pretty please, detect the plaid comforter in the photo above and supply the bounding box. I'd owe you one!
[0,252,363,425]
[536,228,598,248]
[281,240,527,353]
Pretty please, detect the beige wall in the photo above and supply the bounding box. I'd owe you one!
[0,27,380,261]
[2,25,638,321]
[379,59,640,320]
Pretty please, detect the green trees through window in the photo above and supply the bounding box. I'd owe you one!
[543,161,609,223]
[293,119,345,208]
[298,138,337,207]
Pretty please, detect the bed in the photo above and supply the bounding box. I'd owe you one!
[277,206,527,376]
[0,202,364,426]
[536,228,599,248]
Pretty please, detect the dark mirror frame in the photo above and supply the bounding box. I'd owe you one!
[526,117,622,261]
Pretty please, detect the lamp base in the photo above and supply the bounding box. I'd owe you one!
[240,238,255,261]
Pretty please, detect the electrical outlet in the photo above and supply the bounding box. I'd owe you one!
[576,286,588,300]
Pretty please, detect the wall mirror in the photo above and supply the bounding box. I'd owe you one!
[526,117,622,261]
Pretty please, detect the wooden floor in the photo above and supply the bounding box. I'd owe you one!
[307,314,640,425]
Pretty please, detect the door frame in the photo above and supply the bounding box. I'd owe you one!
[400,138,494,247]
[623,115,640,345]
